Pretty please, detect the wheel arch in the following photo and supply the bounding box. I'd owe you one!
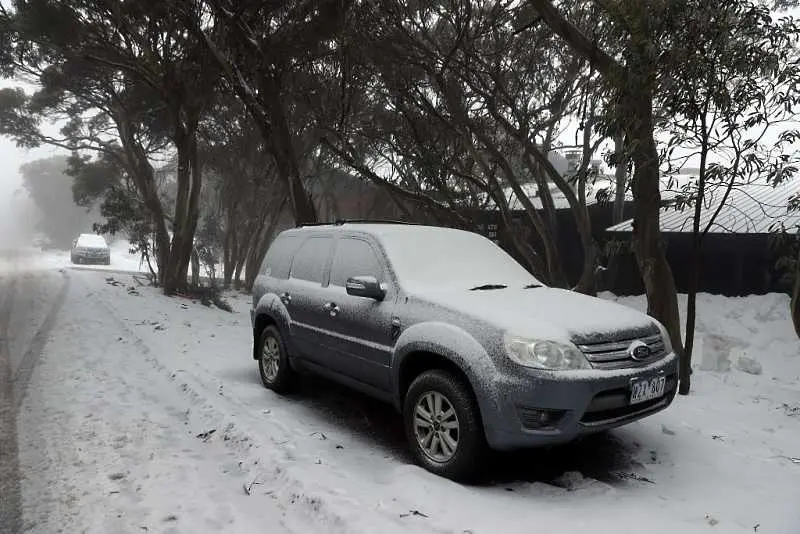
[391,323,498,427]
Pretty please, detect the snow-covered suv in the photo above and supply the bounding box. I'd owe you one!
[250,222,679,480]
[70,233,111,265]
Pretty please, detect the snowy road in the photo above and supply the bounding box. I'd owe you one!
[0,251,69,533]
[2,251,800,534]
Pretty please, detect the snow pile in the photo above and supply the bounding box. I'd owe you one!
[601,292,798,381]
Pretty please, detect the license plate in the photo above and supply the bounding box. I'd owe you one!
[630,376,666,405]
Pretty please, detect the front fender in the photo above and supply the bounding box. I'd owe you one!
[391,322,501,425]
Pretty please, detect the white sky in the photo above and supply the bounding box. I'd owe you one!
[0,79,66,246]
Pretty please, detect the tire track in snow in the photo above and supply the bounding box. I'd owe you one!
[0,268,69,534]
[12,269,70,411]
[0,274,21,534]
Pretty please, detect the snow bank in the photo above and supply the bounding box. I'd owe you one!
[601,292,798,381]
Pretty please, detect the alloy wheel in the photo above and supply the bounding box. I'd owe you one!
[261,335,280,382]
[413,391,460,462]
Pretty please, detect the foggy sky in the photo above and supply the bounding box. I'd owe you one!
[0,80,66,248]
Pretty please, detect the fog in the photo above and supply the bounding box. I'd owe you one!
[0,78,69,250]
[0,136,66,251]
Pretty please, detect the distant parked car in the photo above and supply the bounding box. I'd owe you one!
[71,233,111,265]
[250,222,678,480]
[32,233,53,251]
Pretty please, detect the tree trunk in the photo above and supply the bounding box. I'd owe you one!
[681,121,710,394]
[626,92,684,375]
[244,195,289,292]
[525,0,682,360]
[613,133,627,224]
[570,118,600,296]
[437,78,560,284]
[792,247,800,338]
[197,29,316,227]
[523,144,596,293]
[683,244,700,390]
[115,115,171,284]
[263,74,316,225]
[223,206,236,287]
[163,122,203,295]
[233,232,250,289]
[486,102,594,291]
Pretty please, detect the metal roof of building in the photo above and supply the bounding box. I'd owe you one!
[606,175,800,234]
[495,174,693,211]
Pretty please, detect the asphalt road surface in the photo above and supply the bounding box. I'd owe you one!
[0,249,69,534]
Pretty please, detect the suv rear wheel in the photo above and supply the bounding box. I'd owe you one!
[403,370,487,481]
[258,325,297,393]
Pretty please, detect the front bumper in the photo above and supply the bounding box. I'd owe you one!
[481,352,679,450]
[72,250,110,263]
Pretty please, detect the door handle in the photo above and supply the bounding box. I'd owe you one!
[323,302,339,316]
[280,292,291,305]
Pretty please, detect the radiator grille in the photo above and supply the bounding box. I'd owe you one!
[577,334,666,370]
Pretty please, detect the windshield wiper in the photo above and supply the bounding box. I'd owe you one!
[470,284,508,291]
[524,283,543,289]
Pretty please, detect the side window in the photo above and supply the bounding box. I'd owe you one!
[290,237,333,284]
[260,235,302,279]
[329,238,383,287]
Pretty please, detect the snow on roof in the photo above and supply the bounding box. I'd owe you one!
[494,173,704,212]
[76,233,108,247]
[607,175,800,234]
[484,177,618,211]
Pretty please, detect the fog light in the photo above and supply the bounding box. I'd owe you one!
[518,407,566,430]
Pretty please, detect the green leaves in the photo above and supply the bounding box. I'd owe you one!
[0,87,41,148]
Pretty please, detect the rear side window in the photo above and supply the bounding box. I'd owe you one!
[329,238,383,287]
[261,235,303,279]
[290,237,333,284]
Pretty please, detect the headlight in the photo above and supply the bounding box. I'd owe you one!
[503,335,590,370]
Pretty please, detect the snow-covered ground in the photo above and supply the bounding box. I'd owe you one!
[13,263,800,534]
[4,240,151,274]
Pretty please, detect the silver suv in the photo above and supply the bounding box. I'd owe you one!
[251,222,678,480]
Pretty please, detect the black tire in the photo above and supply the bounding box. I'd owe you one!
[257,325,297,393]
[403,370,487,481]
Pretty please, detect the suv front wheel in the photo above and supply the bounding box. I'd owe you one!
[258,325,297,393]
[403,370,487,481]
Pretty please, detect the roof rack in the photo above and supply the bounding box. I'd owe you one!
[296,219,420,228]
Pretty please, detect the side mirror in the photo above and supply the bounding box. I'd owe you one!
[346,276,386,301]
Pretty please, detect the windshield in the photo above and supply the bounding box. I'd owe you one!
[380,228,541,292]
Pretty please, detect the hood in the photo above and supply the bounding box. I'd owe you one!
[420,287,658,344]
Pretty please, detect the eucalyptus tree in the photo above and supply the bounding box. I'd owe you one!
[318,0,605,290]
[190,0,355,225]
[0,0,221,294]
[200,96,284,288]
[0,53,174,283]
[527,0,800,393]
[658,2,800,392]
